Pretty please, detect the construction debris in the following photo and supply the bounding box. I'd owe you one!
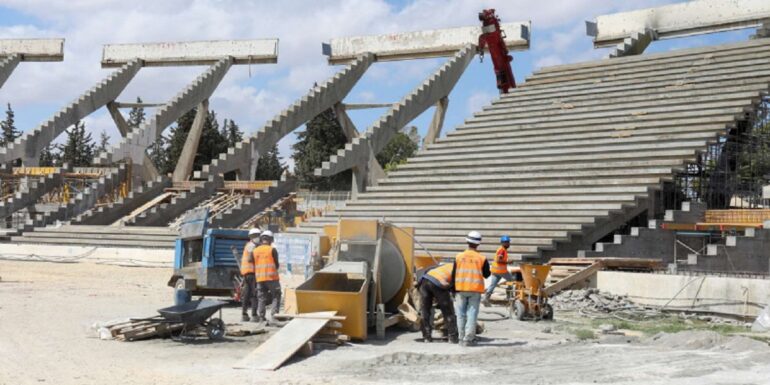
[93,318,184,341]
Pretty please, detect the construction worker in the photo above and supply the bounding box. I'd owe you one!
[418,263,459,343]
[482,235,514,306]
[452,230,490,346]
[240,228,261,322]
[254,230,282,325]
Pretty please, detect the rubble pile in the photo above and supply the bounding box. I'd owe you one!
[550,289,642,313]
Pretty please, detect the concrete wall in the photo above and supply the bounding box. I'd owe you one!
[0,243,172,267]
[595,271,770,318]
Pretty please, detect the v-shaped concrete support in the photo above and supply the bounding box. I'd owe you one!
[315,44,476,178]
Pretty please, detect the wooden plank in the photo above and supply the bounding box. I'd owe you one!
[274,313,346,321]
[115,192,174,225]
[543,262,602,296]
[234,311,337,371]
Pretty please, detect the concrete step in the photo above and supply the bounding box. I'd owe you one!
[34,225,176,236]
[383,166,677,184]
[360,185,651,199]
[19,231,175,242]
[406,140,709,166]
[209,177,297,228]
[339,202,627,211]
[370,177,662,192]
[328,209,610,218]
[8,236,174,248]
[424,128,725,155]
[530,38,770,79]
[300,218,587,231]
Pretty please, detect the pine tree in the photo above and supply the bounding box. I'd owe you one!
[0,103,20,147]
[127,97,146,129]
[164,108,229,174]
[39,144,60,167]
[223,119,243,147]
[61,121,95,167]
[96,130,110,154]
[254,144,285,180]
[148,135,169,174]
[292,109,351,190]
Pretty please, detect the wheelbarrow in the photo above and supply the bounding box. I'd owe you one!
[157,299,227,340]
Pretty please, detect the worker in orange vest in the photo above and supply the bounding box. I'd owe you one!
[254,230,282,325]
[452,231,490,346]
[240,228,261,322]
[482,235,513,306]
[417,263,459,343]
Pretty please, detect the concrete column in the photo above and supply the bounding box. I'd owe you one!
[172,99,209,182]
[106,102,160,180]
[0,54,21,90]
[333,103,386,187]
[423,96,448,146]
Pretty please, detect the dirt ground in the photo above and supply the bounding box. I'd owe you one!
[1,259,770,385]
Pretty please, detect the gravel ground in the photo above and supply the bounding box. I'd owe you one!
[1,259,769,385]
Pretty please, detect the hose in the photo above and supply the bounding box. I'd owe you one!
[477,309,510,321]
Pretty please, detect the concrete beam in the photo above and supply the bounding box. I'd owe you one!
[423,96,448,146]
[101,39,278,67]
[112,102,165,109]
[172,99,208,182]
[588,0,770,47]
[325,22,529,64]
[0,39,64,61]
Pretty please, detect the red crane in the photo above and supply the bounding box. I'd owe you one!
[478,9,516,94]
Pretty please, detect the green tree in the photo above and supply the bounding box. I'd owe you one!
[61,121,95,167]
[96,130,110,154]
[292,109,351,190]
[39,143,60,167]
[0,103,20,147]
[164,108,228,174]
[127,97,145,129]
[376,126,420,171]
[222,119,243,147]
[254,144,285,180]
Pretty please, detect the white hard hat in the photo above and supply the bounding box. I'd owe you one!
[466,231,482,245]
[248,228,261,237]
[261,230,274,238]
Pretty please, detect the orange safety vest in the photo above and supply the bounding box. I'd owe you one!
[426,263,454,289]
[454,249,486,293]
[491,246,509,275]
[240,241,257,275]
[253,244,279,282]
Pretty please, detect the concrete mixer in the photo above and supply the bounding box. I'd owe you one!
[294,219,414,340]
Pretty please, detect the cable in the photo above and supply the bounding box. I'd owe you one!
[477,309,510,321]
[379,219,440,265]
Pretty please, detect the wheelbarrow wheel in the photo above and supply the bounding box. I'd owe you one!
[513,300,526,321]
[542,304,554,321]
[206,318,226,340]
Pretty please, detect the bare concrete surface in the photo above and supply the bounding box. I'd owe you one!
[1,260,769,385]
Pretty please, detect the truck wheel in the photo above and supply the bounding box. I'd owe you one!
[206,318,226,340]
[513,300,526,321]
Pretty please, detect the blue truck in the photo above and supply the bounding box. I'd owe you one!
[167,208,249,298]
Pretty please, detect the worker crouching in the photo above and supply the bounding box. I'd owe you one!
[453,231,490,346]
[482,235,513,306]
[418,263,459,343]
[240,228,261,322]
[253,230,282,326]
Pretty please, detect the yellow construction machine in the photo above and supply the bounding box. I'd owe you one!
[506,264,553,321]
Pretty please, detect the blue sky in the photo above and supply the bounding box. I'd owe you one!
[0,0,756,169]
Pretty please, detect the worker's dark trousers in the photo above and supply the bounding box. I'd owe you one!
[257,280,282,320]
[242,274,258,316]
[419,280,458,341]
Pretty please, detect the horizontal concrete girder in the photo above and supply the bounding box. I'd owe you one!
[101,39,278,67]
[0,39,64,61]
[588,0,770,47]
[325,22,529,64]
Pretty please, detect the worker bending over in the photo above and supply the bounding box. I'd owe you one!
[482,235,514,306]
[240,228,261,322]
[452,231,490,346]
[418,263,459,343]
[254,230,282,325]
